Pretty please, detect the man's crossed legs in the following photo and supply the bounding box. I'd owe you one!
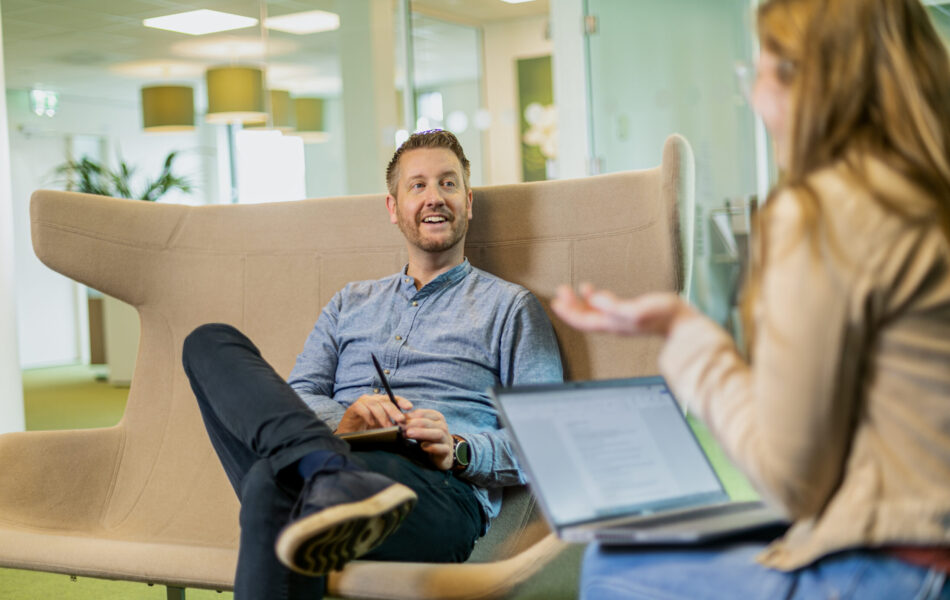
[183,324,482,600]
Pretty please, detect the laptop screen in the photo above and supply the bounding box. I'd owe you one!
[494,376,729,528]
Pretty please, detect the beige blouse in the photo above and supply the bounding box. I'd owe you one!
[660,156,950,570]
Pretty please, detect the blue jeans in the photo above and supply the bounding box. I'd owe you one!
[580,542,950,600]
[183,324,482,600]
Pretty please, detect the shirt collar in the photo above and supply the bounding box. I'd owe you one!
[400,259,472,299]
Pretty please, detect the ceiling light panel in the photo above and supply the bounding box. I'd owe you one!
[265,10,340,35]
[109,59,205,80]
[144,9,258,36]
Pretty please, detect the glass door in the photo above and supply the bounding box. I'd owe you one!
[584,0,763,327]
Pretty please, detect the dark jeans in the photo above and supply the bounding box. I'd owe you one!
[182,323,483,600]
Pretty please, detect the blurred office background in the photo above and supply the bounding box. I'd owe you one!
[3,0,950,436]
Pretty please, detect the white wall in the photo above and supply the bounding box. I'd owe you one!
[550,0,591,180]
[483,16,552,185]
[0,4,26,433]
[6,88,214,368]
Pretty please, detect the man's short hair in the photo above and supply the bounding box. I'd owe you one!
[386,129,471,197]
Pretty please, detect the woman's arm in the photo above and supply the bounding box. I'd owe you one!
[553,192,865,518]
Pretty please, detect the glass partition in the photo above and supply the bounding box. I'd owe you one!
[409,11,485,185]
[585,0,762,327]
[409,0,551,186]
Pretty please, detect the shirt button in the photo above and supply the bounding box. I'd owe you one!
[395,335,402,341]
[374,388,380,393]
[384,369,390,375]
[412,301,418,307]
[404,278,410,283]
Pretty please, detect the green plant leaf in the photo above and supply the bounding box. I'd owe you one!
[55,150,192,202]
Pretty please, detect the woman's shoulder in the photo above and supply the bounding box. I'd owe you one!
[810,155,938,221]
[771,156,940,242]
[765,156,947,285]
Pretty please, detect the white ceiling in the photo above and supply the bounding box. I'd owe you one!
[1,0,549,103]
[412,0,548,25]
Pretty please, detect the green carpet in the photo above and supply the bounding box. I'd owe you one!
[3,364,234,600]
[691,418,759,502]
[22,364,127,431]
[0,569,230,600]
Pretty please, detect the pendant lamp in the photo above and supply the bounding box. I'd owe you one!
[205,66,267,124]
[243,90,295,130]
[269,90,294,131]
[141,85,195,132]
[293,97,329,143]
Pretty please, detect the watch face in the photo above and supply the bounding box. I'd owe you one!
[455,439,470,466]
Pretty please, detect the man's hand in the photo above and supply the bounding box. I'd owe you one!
[551,283,697,338]
[335,394,413,434]
[403,408,454,471]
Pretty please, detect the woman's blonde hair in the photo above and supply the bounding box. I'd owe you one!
[741,0,950,352]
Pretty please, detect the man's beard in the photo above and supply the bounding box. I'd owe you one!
[397,210,468,253]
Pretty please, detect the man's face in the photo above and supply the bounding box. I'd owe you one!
[386,147,473,254]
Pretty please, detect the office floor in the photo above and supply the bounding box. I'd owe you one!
[1,365,234,600]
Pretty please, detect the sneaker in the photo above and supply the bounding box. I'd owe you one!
[275,459,417,576]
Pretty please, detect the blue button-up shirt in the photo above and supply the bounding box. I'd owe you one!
[287,259,563,525]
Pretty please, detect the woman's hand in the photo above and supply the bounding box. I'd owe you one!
[551,283,697,337]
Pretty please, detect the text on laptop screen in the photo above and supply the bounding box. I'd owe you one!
[500,377,727,526]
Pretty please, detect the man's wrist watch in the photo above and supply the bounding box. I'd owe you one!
[451,434,471,472]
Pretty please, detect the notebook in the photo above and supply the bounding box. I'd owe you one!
[491,376,787,545]
[337,425,401,444]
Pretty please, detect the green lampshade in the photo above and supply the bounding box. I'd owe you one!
[205,66,267,124]
[244,90,295,130]
[270,90,294,130]
[141,85,195,132]
[293,97,329,143]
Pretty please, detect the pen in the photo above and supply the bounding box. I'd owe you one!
[370,353,402,412]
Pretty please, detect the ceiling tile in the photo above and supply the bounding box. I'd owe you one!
[1,18,71,42]
[50,0,172,18]
[0,0,53,16]
[9,5,129,31]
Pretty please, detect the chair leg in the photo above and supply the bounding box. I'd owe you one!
[167,586,186,600]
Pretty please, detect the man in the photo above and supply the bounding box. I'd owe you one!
[182,129,562,600]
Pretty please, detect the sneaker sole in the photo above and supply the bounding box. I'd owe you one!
[275,482,417,576]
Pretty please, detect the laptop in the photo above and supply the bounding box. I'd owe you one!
[491,376,787,545]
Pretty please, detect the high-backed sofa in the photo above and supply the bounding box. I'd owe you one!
[0,135,693,599]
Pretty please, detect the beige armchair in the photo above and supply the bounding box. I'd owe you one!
[0,134,694,599]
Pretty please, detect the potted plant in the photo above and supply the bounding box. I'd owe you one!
[55,150,192,201]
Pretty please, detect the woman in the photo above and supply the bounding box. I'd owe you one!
[552,0,950,598]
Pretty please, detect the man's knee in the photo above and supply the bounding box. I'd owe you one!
[182,322,243,372]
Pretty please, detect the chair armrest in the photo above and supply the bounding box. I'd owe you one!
[327,534,569,600]
[30,190,187,305]
[0,427,124,529]
[468,485,544,562]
